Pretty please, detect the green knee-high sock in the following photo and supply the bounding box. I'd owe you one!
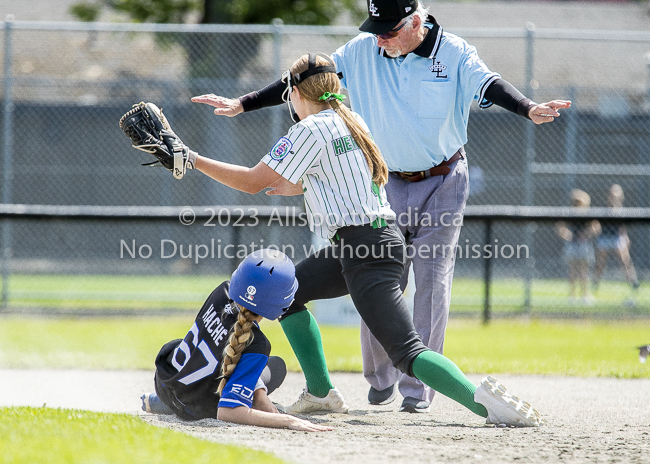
[411,351,488,417]
[280,310,334,398]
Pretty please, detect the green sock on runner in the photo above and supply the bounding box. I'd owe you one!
[411,350,488,417]
[280,310,334,398]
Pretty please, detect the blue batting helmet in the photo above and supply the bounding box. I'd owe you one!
[229,249,298,320]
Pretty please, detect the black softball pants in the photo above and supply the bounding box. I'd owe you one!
[281,222,428,376]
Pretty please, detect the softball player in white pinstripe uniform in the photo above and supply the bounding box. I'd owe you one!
[191,53,543,427]
[262,107,394,241]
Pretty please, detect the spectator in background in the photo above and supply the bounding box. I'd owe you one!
[556,189,601,305]
[593,184,640,301]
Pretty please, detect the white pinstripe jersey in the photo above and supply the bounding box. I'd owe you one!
[262,109,395,240]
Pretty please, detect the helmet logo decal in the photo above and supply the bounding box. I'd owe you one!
[245,285,257,301]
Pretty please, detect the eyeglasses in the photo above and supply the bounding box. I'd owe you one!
[375,22,406,40]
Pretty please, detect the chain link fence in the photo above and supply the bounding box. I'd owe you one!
[1,19,649,317]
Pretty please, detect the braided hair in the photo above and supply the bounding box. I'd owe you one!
[215,302,258,396]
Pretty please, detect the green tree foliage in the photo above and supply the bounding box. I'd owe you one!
[69,2,102,22]
[70,0,363,25]
[69,0,363,83]
[202,0,364,25]
[109,0,202,24]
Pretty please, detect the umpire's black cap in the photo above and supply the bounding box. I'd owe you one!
[359,0,419,35]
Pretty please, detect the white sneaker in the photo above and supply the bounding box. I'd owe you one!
[283,386,349,414]
[474,376,543,427]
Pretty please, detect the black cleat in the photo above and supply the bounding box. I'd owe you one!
[399,396,431,413]
[368,384,397,405]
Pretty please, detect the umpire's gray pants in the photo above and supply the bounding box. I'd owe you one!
[361,156,469,403]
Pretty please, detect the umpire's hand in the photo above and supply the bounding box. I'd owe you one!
[192,94,244,117]
[528,100,572,124]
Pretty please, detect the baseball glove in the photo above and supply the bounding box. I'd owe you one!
[119,102,197,179]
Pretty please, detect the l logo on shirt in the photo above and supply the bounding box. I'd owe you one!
[429,60,448,79]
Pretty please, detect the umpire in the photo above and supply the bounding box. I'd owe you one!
[196,0,570,413]
[336,0,570,413]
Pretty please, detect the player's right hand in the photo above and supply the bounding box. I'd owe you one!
[191,94,243,117]
[266,179,304,197]
[288,416,333,432]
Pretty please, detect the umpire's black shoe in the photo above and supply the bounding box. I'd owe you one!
[368,384,397,405]
[399,397,431,413]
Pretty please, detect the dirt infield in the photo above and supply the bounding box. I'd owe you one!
[1,369,648,463]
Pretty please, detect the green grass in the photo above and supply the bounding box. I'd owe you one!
[5,274,647,314]
[0,315,647,378]
[0,316,185,370]
[451,278,649,314]
[0,406,286,464]
[6,274,225,310]
[444,319,649,378]
[2,274,646,464]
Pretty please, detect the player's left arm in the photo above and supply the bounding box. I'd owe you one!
[196,122,311,195]
[216,353,332,431]
[217,405,333,431]
[252,388,279,413]
[194,157,282,194]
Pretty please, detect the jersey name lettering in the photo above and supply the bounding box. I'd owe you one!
[331,135,359,156]
[202,304,229,345]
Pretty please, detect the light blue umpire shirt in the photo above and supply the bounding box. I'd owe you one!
[332,15,500,172]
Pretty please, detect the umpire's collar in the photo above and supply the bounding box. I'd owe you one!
[378,15,443,60]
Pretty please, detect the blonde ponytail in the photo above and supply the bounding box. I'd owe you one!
[215,303,257,396]
[290,54,389,186]
[330,100,388,186]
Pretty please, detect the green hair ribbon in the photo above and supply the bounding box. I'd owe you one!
[319,92,346,103]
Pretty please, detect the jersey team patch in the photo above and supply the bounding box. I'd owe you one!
[270,137,293,161]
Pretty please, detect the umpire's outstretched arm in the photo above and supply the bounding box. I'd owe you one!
[191,77,570,125]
